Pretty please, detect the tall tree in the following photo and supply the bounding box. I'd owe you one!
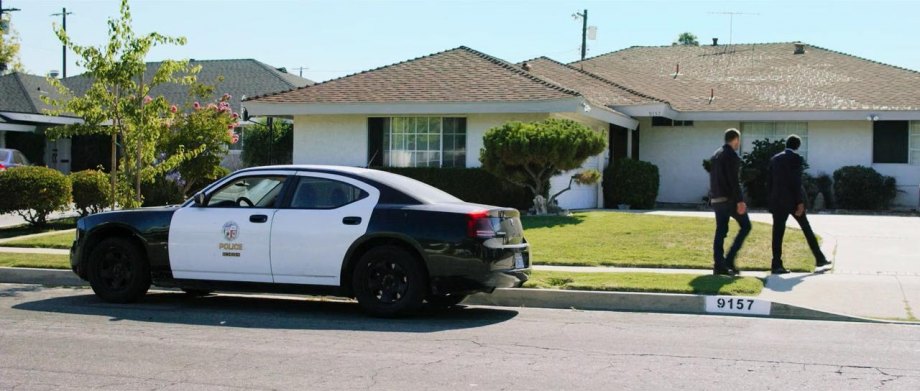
[675,32,699,46]
[42,0,202,208]
[0,19,24,73]
[480,118,606,214]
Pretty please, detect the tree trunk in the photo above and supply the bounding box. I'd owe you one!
[110,132,117,210]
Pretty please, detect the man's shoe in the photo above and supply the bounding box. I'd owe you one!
[713,268,739,276]
[771,268,791,275]
[816,259,833,268]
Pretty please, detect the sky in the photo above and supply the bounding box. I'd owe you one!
[6,0,920,82]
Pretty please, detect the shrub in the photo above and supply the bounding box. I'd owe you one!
[833,166,898,210]
[70,169,111,216]
[240,120,293,167]
[815,174,834,208]
[141,175,186,207]
[375,167,533,210]
[0,166,72,225]
[740,139,789,207]
[603,159,660,209]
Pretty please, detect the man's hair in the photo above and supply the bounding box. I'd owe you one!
[786,134,802,150]
[724,128,740,143]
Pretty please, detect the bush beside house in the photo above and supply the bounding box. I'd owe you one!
[0,166,72,225]
[70,170,111,216]
[603,159,660,209]
[833,166,898,210]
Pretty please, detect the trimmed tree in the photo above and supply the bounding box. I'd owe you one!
[480,118,606,213]
[0,166,72,226]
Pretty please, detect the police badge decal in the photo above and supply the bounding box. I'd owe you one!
[220,221,242,256]
[222,221,239,241]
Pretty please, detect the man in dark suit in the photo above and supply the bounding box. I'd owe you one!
[709,128,751,276]
[767,135,832,274]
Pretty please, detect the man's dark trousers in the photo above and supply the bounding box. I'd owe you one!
[713,202,752,271]
[771,211,825,269]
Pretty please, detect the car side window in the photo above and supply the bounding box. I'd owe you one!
[14,152,27,165]
[289,177,368,209]
[205,176,287,208]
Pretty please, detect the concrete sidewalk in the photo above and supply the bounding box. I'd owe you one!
[647,210,920,320]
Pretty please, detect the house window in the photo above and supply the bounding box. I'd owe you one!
[651,116,693,127]
[741,122,808,158]
[911,121,920,165]
[873,121,910,164]
[370,117,466,168]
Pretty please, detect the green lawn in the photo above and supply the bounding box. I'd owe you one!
[0,253,70,269]
[523,212,815,272]
[0,218,77,240]
[524,270,764,296]
[0,231,75,249]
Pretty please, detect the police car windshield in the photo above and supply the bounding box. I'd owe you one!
[361,170,462,204]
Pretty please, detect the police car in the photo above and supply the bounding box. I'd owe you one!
[70,165,530,316]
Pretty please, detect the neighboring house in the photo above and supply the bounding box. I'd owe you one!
[0,59,313,173]
[244,42,920,209]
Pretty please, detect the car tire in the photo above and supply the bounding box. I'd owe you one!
[425,294,467,309]
[87,237,151,303]
[352,245,426,317]
[181,288,213,297]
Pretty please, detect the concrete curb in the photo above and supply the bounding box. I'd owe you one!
[0,267,86,287]
[0,267,908,324]
[465,288,904,324]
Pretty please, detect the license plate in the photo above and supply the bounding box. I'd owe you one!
[705,296,771,316]
[513,252,525,269]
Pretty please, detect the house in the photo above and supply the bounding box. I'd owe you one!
[243,43,920,209]
[0,59,313,172]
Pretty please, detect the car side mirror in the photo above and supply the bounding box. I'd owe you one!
[194,192,207,207]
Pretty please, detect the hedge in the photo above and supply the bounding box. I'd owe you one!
[373,167,532,210]
[603,159,660,209]
[70,169,111,216]
[833,166,898,210]
[0,166,72,225]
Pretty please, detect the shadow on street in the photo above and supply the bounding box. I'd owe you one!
[11,290,519,333]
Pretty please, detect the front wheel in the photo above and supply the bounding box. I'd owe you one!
[352,246,426,317]
[87,237,150,303]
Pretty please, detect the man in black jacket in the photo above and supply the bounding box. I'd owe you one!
[767,135,832,274]
[709,128,751,276]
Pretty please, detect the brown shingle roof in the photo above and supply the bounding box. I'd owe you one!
[247,47,581,104]
[571,42,920,112]
[520,57,663,107]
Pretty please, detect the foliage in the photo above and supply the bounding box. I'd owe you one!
[674,32,699,46]
[41,0,206,208]
[162,94,237,196]
[740,138,808,207]
[376,167,533,210]
[603,159,660,209]
[0,166,72,226]
[480,118,606,213]
[140,175,186,207]
[833,166,898,210]
[70,170,112,216]
[0,20,23,74]
[240,119,294,167]
[801,173,820,209]
[814,173,834,208]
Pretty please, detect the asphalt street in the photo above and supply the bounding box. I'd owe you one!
[1,284,919,390]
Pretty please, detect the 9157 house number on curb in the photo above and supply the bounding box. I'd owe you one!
[705,296,771,316]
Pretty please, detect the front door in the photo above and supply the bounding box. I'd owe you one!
[270,172,380,285]
[168,173,290,283]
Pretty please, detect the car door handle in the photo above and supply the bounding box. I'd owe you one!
[250,214,268,223]
[342,216,362,225]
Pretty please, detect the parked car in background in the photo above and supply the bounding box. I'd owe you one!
[0,148,31,171]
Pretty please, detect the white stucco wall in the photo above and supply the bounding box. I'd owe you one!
[640,119,920,208]
[291,112,608,210]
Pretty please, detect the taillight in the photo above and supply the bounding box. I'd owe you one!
[0,163,5,171]
[467,210,496,238]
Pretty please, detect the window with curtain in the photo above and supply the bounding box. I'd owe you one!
[910,121,920,165]
[740,122,808,158]
[380,117,466,168]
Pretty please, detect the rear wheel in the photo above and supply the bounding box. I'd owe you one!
[426,293,467,309]
[87,237,150,303]
[352,245,425,317]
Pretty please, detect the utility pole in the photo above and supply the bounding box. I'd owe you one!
[292,66,308,77]
[574,9,588,60]
[52,8,74,77]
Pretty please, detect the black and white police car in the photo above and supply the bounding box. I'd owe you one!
[70,165,530,316]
